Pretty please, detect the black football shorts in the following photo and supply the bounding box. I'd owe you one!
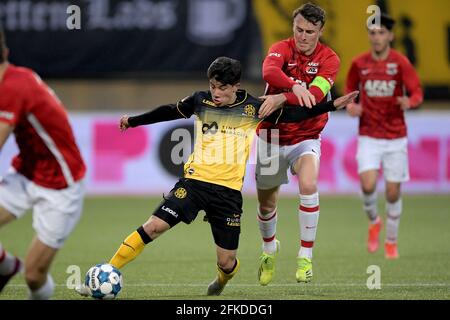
[153,178,243,250]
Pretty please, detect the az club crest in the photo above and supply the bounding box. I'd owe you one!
[386,63,398,75]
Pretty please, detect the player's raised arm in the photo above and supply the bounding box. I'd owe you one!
[263,42,297,89]
[263,91,359,124]
[120,95,197,131]
[262,42,316,108]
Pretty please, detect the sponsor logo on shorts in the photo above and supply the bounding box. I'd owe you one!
[227,214,241,227]
[162,205,178,218]
[174,187,187,199]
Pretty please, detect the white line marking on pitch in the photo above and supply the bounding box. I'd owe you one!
[7,283,450,288]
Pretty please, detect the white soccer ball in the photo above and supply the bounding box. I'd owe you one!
[84,263,123,299]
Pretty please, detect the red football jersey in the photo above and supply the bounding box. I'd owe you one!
[257,38,340,145]
[345,49,423,139]
[0,65,86,189]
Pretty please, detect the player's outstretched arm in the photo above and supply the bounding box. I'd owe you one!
[265,91,359,123]
[119,103,194,132]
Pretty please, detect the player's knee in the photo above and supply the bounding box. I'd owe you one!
[385,183,401,202]
[143,217,170,239]
[142,223,162,240]
[299,180,317,195]
[24,267,47,290]
[361,182,376,195]
[0,207,16,228]
[257,186,279,213]
[386,190,400,203]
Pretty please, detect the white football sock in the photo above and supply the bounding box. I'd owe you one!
[0,243,18,276]
[257,207,278,254]
[386,198,402,243]
[28,274,54,300]
[362,191,378,223]
[298,193,319,259]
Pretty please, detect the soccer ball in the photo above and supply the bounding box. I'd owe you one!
[84,263,123,299]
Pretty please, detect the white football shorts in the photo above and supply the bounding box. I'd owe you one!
[356,136,409,182]
[0,169,85,249]
[255,138,321,190]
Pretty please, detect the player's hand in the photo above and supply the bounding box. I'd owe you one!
[334,91,360,111]
[396,96,411,110]
[346,102,362,116]
[258,94,287,118]
[119,115,130,132]
[292,84,316,108]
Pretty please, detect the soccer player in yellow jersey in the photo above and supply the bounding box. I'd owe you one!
[77,57,357,297]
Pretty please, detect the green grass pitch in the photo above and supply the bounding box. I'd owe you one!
[1,195,449,300]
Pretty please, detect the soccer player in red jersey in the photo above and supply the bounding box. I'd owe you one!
[0,29,86,298]
[256,3,340,285]
[345,13,423,259]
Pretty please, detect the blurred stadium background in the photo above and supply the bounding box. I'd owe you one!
[0,0,449,300]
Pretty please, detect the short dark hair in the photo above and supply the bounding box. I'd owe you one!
[207,57,241,86]
[0,27,6,63]
[380,12,396,30]
[293,3,326,27]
